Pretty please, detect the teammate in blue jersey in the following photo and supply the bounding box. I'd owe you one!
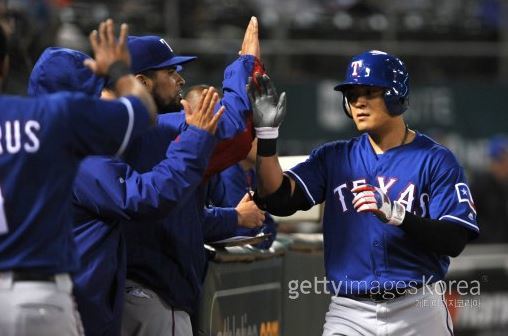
[250,50,478,335]
[121,18,262,336]
[0,20,157,335]
[27,46,224,336]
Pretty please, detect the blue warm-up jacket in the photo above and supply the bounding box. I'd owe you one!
[73,55,255,335]
[72,125,215,336]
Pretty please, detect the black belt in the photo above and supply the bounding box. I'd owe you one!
[341,284,423,303]
[12,271,55,282]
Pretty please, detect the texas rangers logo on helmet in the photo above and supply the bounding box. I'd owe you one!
[351,60,363,76]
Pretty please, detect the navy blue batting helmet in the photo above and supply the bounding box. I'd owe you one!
[334,50,409,117]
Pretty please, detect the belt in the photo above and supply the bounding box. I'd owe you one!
[12,271,55,282]
[341,284,423,303]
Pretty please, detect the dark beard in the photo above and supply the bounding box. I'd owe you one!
[155,97,183,114]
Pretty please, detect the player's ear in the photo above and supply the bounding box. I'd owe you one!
[135,74,153,91]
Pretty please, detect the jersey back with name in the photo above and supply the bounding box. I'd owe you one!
[0,92,147,273]
[287,132,478,293]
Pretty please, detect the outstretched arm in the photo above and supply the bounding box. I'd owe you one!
[214,16,261,139]
[74,88,224,220]
[248,74,312,215]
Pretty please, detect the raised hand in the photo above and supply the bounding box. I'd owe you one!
[247,73,286,139]
[351,184,406,225]
[239,16,260,58]
[182,87,225,135]
[84,19,130,76]
[236,193,265,228]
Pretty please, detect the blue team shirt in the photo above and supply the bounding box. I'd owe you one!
[0,93,150,273]
[287,132,478,294]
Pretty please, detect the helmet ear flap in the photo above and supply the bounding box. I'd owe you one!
[342,94,353,119]
[383,94,409,116]
[399,96,409,113]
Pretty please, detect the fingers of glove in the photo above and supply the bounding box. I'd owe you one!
[351,184,376,194]
[247,76,258,102]
[352,190,375,205]
[274,91,287,125]
[263,74,278,100]
[355,202,381,213]
[259,73,271,96]
[352,194,377,210]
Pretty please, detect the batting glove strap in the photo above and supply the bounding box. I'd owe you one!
[387,201,406,226]
[255,126,279,139]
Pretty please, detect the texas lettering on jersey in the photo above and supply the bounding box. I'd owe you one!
[334,176,430,217]
[0,120,41,154]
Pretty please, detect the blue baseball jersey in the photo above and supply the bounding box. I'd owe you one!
[0,93,150,273]
[286,132,478,294]
[123,55,255,314]
[206,164,277,249]
[72,126,215,336]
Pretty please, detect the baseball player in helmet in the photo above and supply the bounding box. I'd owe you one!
[250,50,478,335]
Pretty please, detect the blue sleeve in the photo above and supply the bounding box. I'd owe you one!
[156,112,187,134]
[429,155,479,235]
[214,55,254,139]
[73,126,216,220]
[285,145,329,206]
[157,55,253,141]
[58,93,151,157]
[202,207,238,242]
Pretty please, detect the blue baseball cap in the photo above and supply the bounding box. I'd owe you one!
[127,35,197,74]
[488,135,508,161]
[28,47,105,97]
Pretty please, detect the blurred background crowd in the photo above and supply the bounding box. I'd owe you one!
[1,0,507,244]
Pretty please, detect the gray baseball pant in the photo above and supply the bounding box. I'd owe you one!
[323,281,454,336]
[122,279,192,336]
[0,272,84,336]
